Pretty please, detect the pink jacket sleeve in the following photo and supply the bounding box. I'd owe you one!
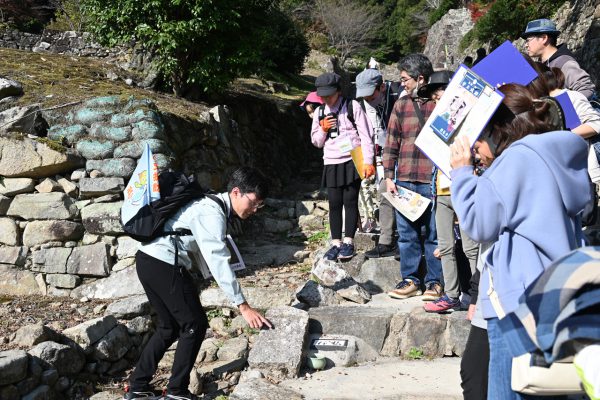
[311,111,327,148]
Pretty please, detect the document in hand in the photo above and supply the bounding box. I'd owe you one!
[382,188,431,222]
[350,146,365,179]
[415,65,504,178]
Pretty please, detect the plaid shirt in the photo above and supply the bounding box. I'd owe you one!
[382,96,435,183]
[498,246,600,364]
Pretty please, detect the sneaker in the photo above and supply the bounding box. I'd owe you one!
[323,245,341,261]
[164,392,198,400]
[422,281,443,301]
[365,243,397,259]
[337,242,355,260]
[388,279,422,299]
[423,294,460,313]
[123,388,160,399]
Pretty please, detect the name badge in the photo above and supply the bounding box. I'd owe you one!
[337,136,353,153]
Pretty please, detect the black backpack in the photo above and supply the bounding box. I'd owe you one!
[122,170,225,243]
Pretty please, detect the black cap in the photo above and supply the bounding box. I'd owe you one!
[315,73,341,97]
[417,70,453,99]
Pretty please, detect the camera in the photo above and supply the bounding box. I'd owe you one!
[326,112,338,138]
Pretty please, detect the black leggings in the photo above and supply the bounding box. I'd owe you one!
[327,179,361,240]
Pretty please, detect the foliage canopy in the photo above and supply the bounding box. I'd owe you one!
[81,0,309,95]
[461,0,566,49]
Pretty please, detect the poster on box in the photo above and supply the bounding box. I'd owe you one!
[415,65,504,178]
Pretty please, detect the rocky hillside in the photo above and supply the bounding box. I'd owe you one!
[424,0,599,85]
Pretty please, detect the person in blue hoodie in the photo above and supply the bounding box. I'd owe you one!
[448,83,591,399]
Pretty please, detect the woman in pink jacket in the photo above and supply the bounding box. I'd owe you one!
[311,72,375,261]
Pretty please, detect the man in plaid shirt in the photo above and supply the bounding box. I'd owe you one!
[383,54,443,301]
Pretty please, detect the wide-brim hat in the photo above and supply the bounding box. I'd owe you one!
[417,70,453,99]
[315,73,341,97]
[300,91,323,108]
[521,18,560,39]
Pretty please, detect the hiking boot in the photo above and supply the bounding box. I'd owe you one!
[365,243,397,259]
[422,281,443,301]
[338,243,355,260]
[123,387,160,399]
[323,245,341,261]
[388,279,422,299]
[423,294,460,313]
[164,392,199,400]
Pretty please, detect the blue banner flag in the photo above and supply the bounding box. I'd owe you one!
[121,143,161,225]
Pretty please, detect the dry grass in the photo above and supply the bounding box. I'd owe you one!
[0,47,206,121]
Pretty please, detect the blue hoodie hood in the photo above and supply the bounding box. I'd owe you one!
[450,131,590,318]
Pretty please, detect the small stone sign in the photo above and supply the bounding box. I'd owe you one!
[310,338,349,351]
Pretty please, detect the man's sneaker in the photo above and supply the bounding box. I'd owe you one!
[388,279,422,299]
[164,392,198,400]
[423,294,461,313]
[338,242,355,260]
[365,243,397,259]
[422,281,443,301]
[123,387,160,399]
[323,245,341,261]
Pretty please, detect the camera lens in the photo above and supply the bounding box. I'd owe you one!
[327,112,338,137]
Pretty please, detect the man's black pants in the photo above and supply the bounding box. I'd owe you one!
[129,251,208,395]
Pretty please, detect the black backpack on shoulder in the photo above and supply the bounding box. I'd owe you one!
[122,170,225,243]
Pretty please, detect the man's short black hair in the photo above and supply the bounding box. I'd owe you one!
[546,33,558,47]
[397,54,434,81]
[227,166,269,200]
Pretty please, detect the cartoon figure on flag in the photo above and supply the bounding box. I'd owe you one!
[121,143,160,225]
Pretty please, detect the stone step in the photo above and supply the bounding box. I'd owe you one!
[308,294,470,359]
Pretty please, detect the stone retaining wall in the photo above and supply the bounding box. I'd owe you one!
[0,297,153,400]
[0,29,127,59]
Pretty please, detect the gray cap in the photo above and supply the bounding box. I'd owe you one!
[521,18,560,39]
[356,69,383,98]
[315,73,341,97]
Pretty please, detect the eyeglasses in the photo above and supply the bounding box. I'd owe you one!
[242,193,265,209]
[525,36,540,43]
[399,76,415,83]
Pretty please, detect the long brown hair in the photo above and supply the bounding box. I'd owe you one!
[487,83,556,156]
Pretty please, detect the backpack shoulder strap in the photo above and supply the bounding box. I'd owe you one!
[344,98,358,131]
[318,104,326,121]
[411,98,426,129]
[205,193,227,215]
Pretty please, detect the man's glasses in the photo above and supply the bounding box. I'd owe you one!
[242,193,265,209]
[399,76,414,83]
[525,36,540,43]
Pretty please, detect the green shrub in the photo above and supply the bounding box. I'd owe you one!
[428,0,460,25]
[462,0,567,49]
[47,0,89,32]
[82,0,309,95]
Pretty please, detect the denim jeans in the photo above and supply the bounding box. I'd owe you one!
[394,181,442,286]
[487,318,570,400]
